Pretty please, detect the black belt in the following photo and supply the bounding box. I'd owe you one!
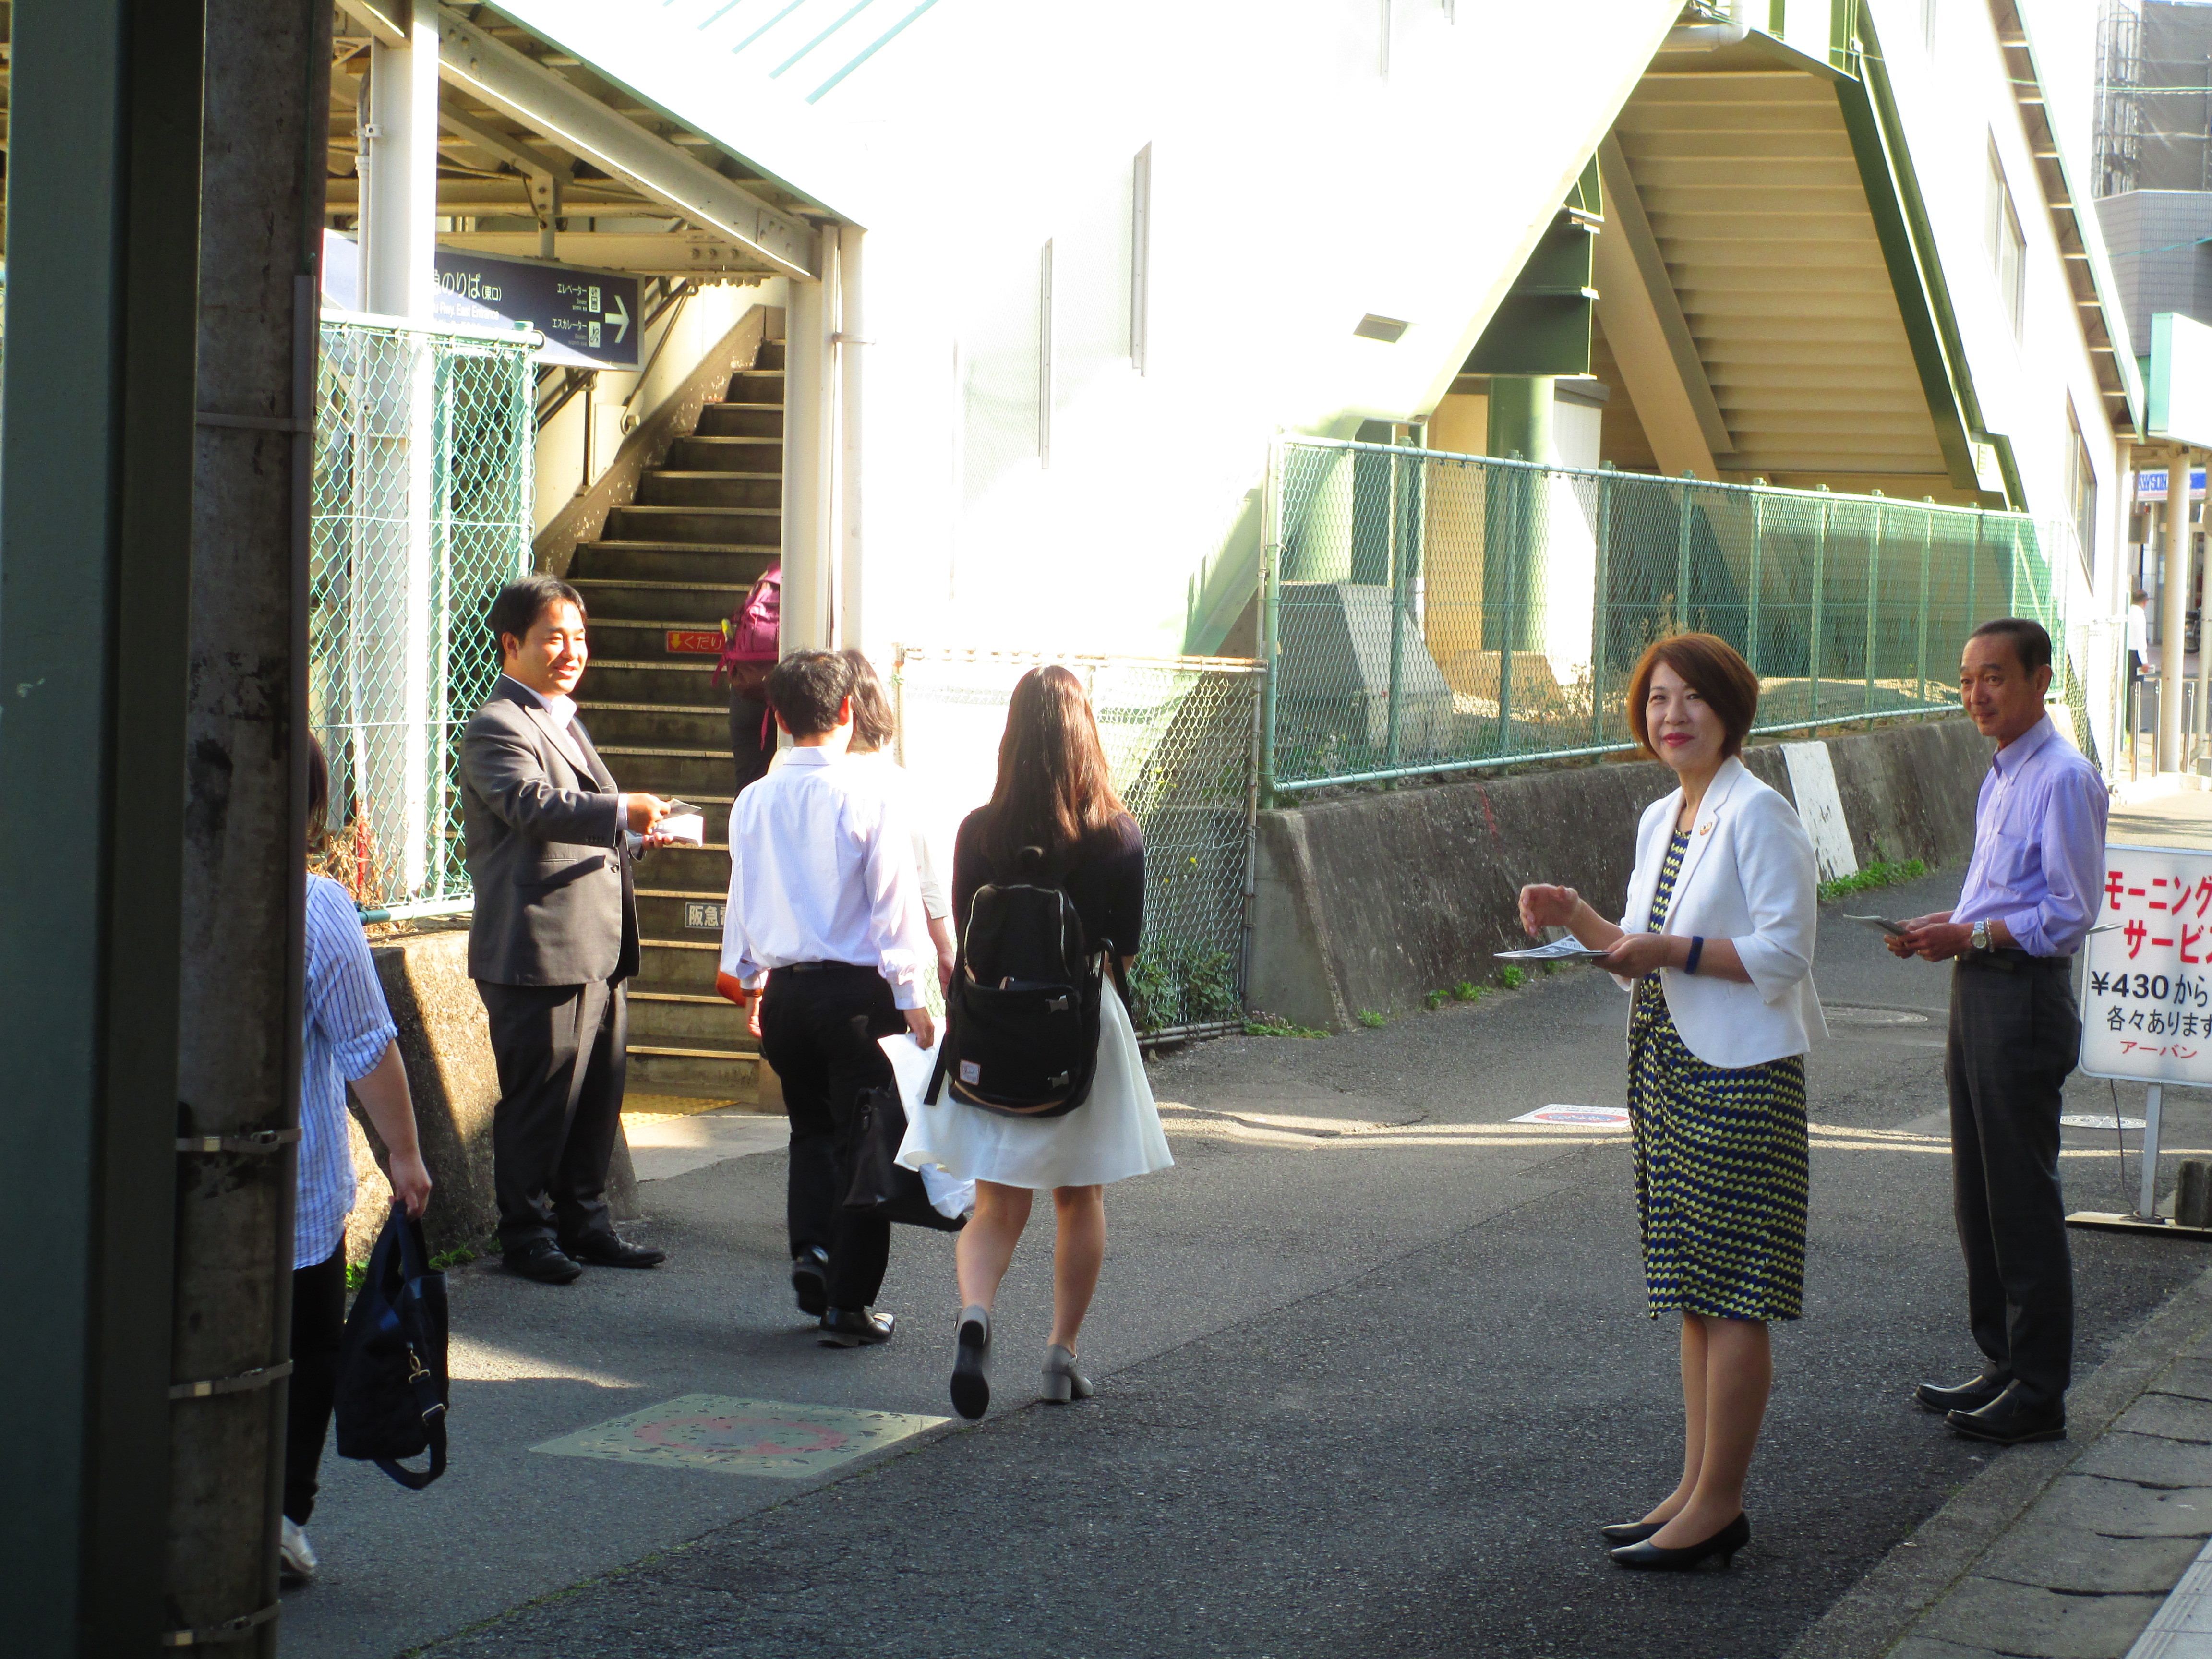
[772,961,873,975]
[1960,948,2073,974]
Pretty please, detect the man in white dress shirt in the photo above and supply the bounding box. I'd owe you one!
[719,649,934,1346]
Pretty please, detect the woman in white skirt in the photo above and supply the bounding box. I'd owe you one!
[899,665,1172,1419]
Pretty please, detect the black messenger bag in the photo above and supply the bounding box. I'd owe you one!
[334,1206,449,1490]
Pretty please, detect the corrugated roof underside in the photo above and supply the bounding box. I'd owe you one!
[1615,71,1951,488]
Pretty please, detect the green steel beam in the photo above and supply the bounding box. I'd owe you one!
[0,0,204,1649]
[1828,16,2003,502]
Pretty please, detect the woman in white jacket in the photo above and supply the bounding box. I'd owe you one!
[1519,633,1824,1574]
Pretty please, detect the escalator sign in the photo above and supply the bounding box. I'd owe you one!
[432,251,641,371]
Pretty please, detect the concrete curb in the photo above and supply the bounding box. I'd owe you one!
[1783,1262,2212,1659]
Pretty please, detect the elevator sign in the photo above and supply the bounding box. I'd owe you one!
[432,252,640,371]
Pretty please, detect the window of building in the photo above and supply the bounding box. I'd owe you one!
[1037,238,1054,467]
[1130,145,1151,375]
[1985,144,2026,340]
[2066,404,2098,578]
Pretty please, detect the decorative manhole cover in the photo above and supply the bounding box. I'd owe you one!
[532,1394,948,1478]
[1824,1006,1931,1026]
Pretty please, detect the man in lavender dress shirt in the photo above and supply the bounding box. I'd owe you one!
[1887,618,2108,1446]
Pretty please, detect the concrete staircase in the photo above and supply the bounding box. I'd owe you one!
[568,338,784,1102]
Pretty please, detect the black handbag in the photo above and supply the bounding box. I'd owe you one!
[334,1206,450,1489]
[844,1082,967,1232]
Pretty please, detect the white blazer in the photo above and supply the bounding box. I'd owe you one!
[1613,756,1827,1069]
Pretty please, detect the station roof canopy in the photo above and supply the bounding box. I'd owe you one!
[331,2,829,282]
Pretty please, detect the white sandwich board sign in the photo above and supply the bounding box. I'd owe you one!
[2079,842,2212,1089]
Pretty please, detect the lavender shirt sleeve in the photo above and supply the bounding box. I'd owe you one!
[2000,764,2108,958]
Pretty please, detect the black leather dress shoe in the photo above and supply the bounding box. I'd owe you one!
[565,1235,667,1269]
[791,1248,830,1317]
[1947,1381,2066,1445]
[504,1240,583,1285]
[1599,1521,1665,1546]
[1915,1374,2008,1415]
[819,1307,896,1347]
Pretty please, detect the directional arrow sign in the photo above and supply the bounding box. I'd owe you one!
[431,250,641,370]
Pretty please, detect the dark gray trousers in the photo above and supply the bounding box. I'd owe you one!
[478,977,628,1254]
[1946,956,2078,1405]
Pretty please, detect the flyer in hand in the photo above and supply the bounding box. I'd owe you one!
[1494,937,1611,963]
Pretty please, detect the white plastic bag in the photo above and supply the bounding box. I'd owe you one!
[878,1033,975,1220]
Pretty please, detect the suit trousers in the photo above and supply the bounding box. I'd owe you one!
[758,965,898,1310]
[1946,956,2079,1405]
[478,978,628,1254]
[283,1244,347,1525]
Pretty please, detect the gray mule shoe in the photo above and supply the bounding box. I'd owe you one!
[1041,1343,1094,1403]
[950,1305,992,1420]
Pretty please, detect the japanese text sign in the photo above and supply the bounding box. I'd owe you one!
[2080,842,2212,1086]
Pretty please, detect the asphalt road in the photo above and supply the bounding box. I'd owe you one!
[288,867,2212,1659]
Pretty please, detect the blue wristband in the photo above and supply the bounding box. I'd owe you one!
[1684,936,1705,975]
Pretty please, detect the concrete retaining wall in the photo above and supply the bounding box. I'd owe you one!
[341,926,639,1265]
[1248,717,1992,1032]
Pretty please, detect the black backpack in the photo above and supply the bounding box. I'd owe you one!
[927,849,1106,1118]
[334,1207,449,1490]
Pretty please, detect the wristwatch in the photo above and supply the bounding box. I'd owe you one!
[1970,919,1990,955]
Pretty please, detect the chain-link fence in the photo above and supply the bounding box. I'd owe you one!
[891,649,1264,1039]
[1264,437,2102,792]
[309,315,538,911]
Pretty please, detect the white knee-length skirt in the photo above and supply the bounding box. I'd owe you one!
[897,987,1174,1190]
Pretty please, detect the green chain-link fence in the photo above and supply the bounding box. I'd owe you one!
[892,649,1263,1038]
[1263,437,2099,792]
[309,316,537,911]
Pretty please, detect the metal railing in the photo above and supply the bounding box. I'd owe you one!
[309,313,539,912]
[1262,437,2097,793]
[892,648,1264,1039]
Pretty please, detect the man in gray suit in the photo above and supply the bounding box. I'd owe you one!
[462,574,674,1283]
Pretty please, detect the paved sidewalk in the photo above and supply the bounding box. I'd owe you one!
[1787,1265,2212,1659]
[1791,784,2212,1659]
[276,865,2212,1659]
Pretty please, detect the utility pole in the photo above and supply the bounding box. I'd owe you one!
[165,5,332,1654]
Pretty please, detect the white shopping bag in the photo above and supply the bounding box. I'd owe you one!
[878,1033,974,1221]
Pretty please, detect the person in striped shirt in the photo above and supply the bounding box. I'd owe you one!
[283,737,433,1586]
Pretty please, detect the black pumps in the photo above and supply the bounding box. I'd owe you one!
[950,1304,992,1420]
[1609,1513,1750,1570]
[1598,1520,1665,1546]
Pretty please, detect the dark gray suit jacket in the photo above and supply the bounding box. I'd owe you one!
[461,678,640,986]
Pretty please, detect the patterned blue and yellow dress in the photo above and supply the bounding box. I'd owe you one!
[1627,828,1810,1322]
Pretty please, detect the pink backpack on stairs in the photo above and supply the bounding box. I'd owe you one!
[715,564,781,697]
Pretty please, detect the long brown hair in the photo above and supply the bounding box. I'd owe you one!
[841,649,896,753]
[977,664,1126,864]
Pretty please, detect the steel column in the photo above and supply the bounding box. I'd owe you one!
[1592,467,1613,745]
[1866,500,1882,713]
[2164,449,2194,774]
[1811,494,1827,720]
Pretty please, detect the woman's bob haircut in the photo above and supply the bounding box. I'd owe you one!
[1625,632,1761,759]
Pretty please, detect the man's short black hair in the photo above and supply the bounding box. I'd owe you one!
[488,574,586,652]
[765,649,854,738]
[1968,617,2054,675]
